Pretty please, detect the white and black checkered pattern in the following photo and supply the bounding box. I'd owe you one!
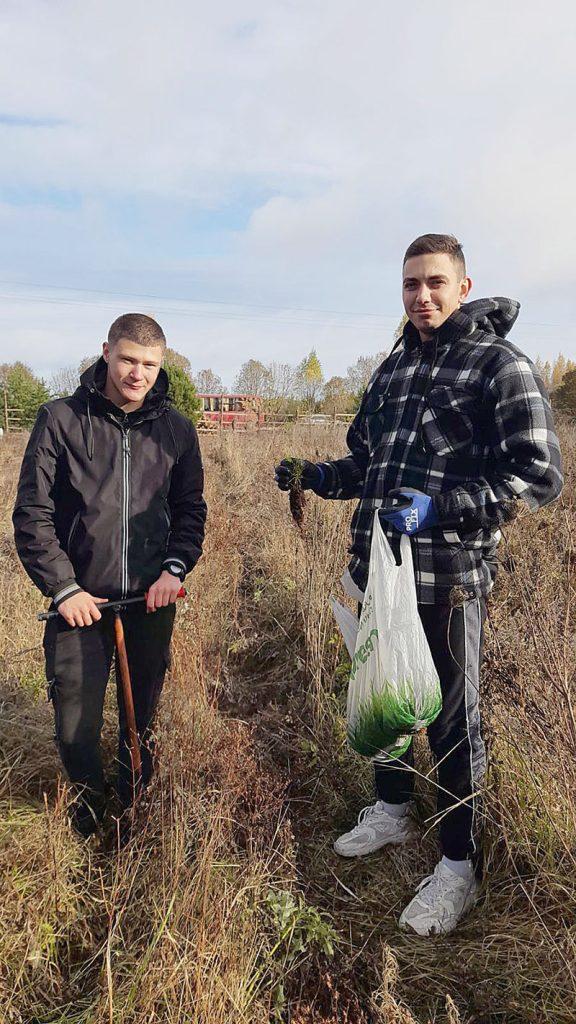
[315,297,564,604]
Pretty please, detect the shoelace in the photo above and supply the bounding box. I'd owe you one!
[414,865,468,907]
[358,803,390,825]
[415,871,439,903]
[347,804,381,834]
[357,804,376,824]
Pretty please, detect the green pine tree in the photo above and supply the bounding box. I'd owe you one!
[0,362,50,428]
[164,363,202,424]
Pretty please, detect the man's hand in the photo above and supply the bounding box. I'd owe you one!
[146,570,183,613]
[58,591,108,627]
[274,459,323,492]
[380,489,439,535]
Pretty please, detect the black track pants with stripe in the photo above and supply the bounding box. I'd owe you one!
[374,598,487,863]
[43,603,175,818]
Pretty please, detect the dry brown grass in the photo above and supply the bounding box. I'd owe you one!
[0,419,574,1022]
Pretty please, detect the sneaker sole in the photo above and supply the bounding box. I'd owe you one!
[398,887,479,936]
[334,830,416,858]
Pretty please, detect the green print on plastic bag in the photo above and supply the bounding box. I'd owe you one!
[347,678,442,760]
[349,628,379,682]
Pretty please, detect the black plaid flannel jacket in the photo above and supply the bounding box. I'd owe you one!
[315,297,563,604]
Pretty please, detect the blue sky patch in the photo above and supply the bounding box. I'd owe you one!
[0,186,80,210]
[0,113,68,128]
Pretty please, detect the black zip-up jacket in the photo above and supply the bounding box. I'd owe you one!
[13,358,207,606]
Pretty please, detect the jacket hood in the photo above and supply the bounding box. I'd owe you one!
[75,357,172,461]
[459,297,520,338]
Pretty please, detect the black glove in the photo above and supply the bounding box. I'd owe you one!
[274,458,323,492]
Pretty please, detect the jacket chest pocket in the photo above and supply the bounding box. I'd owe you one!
[421,385,479,458]
[365,391,396,456]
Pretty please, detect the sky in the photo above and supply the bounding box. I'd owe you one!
[0,0,575,386]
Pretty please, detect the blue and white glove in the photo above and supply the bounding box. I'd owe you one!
[380,489,438,535]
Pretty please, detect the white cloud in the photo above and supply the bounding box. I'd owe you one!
[0,0,574,371]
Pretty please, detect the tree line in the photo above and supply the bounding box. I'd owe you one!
[0,354,203,428]
[191,349,576,416]
[0,348,388,429]
[1,348,575,431]
[155,348,389,415]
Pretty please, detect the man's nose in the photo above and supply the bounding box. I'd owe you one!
[416,284,431,304]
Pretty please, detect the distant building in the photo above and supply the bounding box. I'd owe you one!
[198,393,265,430]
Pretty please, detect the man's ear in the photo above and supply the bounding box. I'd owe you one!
[102,341,110,363]
[459,276,472,303]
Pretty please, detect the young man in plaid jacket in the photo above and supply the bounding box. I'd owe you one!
[275,234,563,936]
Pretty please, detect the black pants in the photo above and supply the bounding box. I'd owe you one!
[43,604,175,817]
[374,598,486,863]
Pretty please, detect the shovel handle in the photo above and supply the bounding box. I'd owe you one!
[38,587,186,622]
[114,610,142,782]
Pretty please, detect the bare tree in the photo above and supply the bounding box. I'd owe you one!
[194,369,224,394]
[234,359,272,396]
[78,354,101,375]
[261,362,296,414]
[49,366,80,398]
[393,313,409,341]
[322,375,353,413]
[165,348,192,375]
[346,352,386,397]
[266,362,295,398]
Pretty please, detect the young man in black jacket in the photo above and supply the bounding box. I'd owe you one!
[275,234,563,936]
[13,313,207,837]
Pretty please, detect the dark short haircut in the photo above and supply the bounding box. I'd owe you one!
[107,313,166,350]
[403,234,466,276]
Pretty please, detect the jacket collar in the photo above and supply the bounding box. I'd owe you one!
[402,308,475,354]
[402,296,520,354]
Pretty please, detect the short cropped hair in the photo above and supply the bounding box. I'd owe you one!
[107,313,166,349]
[403,234,466,276]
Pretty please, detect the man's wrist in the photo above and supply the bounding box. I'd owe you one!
[305,462,325,492]
[426,496,440,528]
[53,581,83,608]
[161,558,186,582]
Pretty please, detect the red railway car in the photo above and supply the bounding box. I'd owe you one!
[197,393,265,430]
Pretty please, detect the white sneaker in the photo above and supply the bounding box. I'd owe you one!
[333,801,416,858]
[399,860,480,936]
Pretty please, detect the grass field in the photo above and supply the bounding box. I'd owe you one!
[0,421,574,1023]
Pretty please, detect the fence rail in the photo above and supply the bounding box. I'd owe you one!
[1,390,24,433]
[199,410,355,432]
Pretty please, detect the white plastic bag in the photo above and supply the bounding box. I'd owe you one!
[330,597,359,658]
[345,511,441,760]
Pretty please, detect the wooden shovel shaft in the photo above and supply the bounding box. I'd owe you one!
[114,611,142,781]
